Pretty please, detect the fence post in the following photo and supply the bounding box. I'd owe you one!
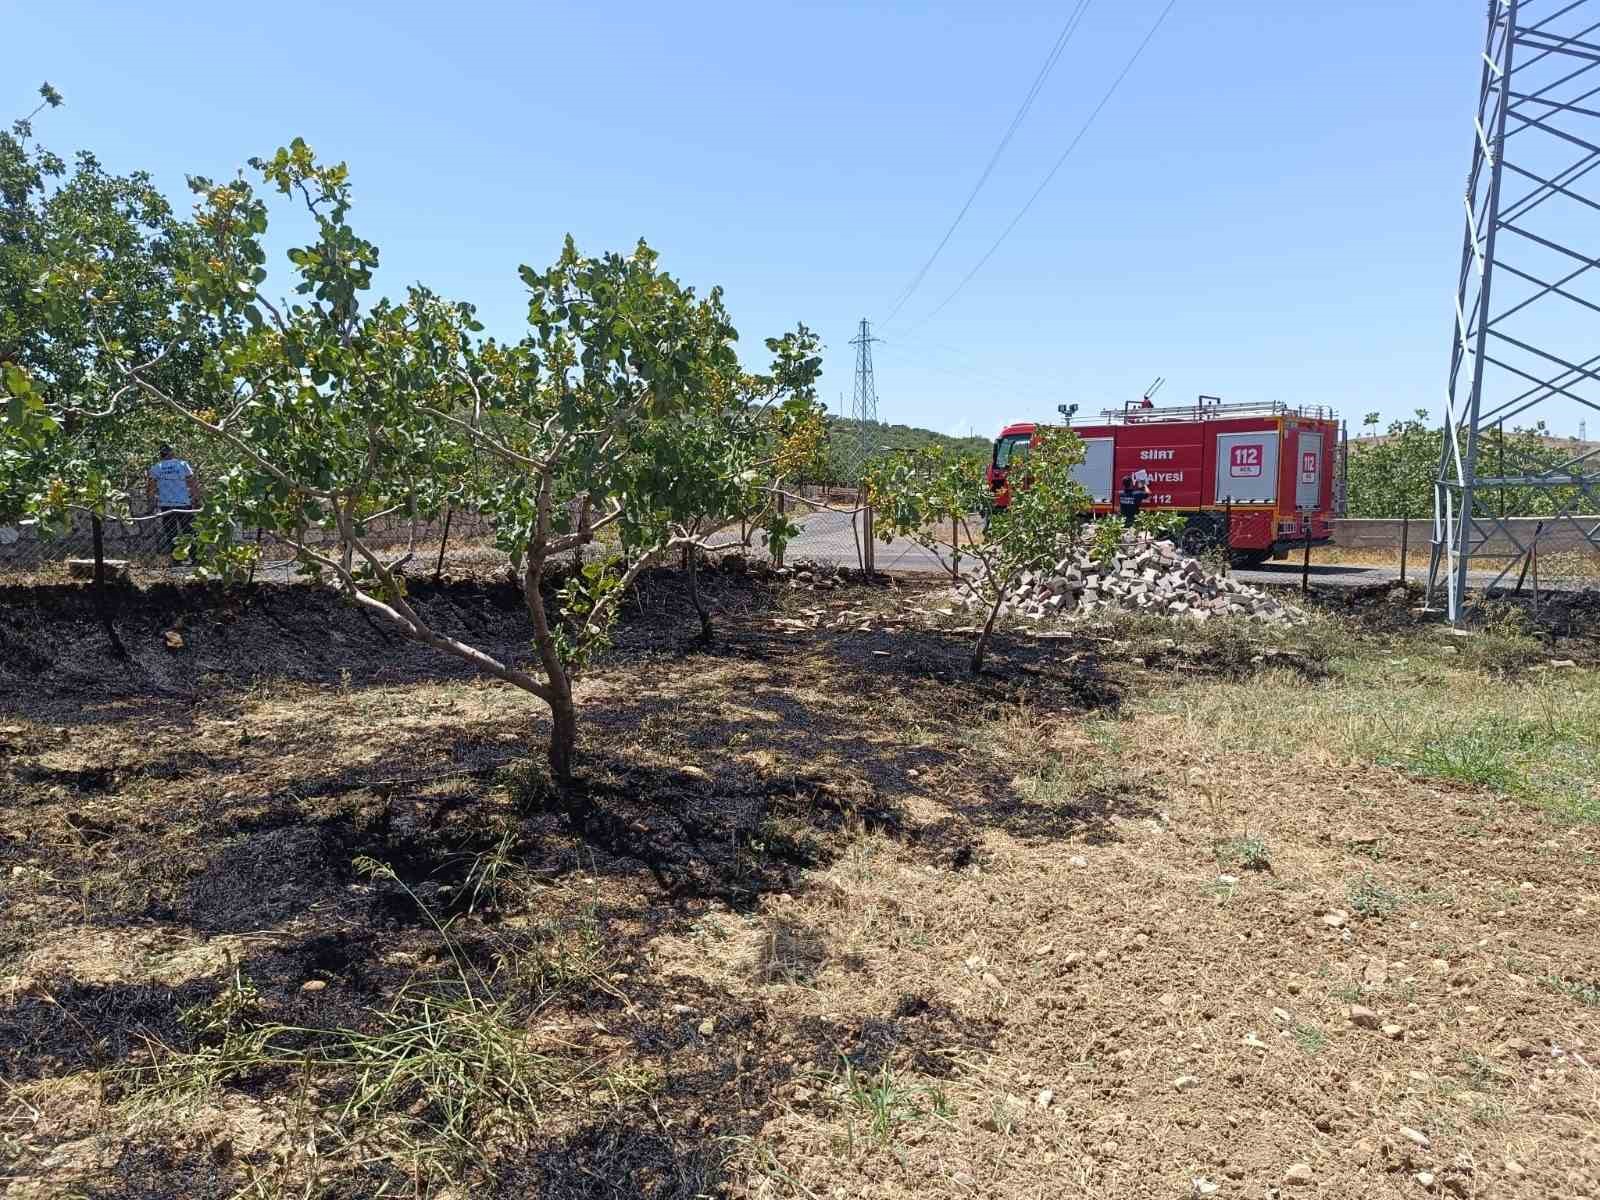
[1301,515,1312,596]
[90,513,127,660]
[1531,534,1541,618]
[1399,511,1409,585]
[1223,496,1232,576]
[862,495,875,576]
[247,526,263,591]
[434,505,453,584]
[1513,519,1544,596]
[774,491,786,568]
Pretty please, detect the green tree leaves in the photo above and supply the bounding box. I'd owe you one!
[867,428,1090,671]
[1348,410,1588,518]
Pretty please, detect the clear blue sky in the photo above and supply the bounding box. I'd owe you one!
[15,1,1535,438]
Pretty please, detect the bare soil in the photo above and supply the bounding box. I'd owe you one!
[1,566,1597,1199]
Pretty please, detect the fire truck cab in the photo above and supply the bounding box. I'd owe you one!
[987,397,1341,565]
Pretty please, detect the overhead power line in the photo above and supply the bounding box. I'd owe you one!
[879,0,1096,328]
[909,0,1180,330]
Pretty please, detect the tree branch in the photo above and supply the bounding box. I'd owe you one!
[122,362,333,501]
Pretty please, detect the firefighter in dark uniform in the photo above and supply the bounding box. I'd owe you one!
[1118,475,1149,526]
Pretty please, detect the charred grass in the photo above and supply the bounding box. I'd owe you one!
[0,569,1597,1197]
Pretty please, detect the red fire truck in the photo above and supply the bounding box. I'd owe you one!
[986,397,1342,565]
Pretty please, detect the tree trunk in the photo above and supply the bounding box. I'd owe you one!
[971,589,1005,674]
[523,547,579,783]
[547,685,577,782]
[686,544,713,644]
[91,514,128,660]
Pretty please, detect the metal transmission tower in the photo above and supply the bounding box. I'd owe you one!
[848,318,881,481]
[1429,0,1600,620]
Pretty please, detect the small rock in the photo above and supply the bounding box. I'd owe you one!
[1398,1125,1430,1149]
[1173,1074,1200,1092]
[1193,1180,1220,1197]
[1415,1171,1436,1190]
[1242,1032,1268,1051]
[1382,1023,1405,1040]
[697,1017,716,1037]
[670,1003,697,1015]
[681,765,709,781]
[982,972,1001,990]
[163,630,185,650]
[1035,1088,1054,1108]
[1069,855,1088,868]
[1347,1004,1379,1029]
[1272,1007,1293,1024]
[300,979,326,992]
[1217,874,1239,885]
[1504,1159,1525,1176]
[1323,910,1348,928]
[1284,1162,1314,1186]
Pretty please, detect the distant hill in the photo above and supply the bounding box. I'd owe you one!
[816,416,991,482]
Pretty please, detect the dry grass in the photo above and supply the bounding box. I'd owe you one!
[1,576,1597,1197]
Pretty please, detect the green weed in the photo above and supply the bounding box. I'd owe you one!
[1293,1023,1327,1054]
[1216,834,1271,872]
[1347,873,1402,918]
[1543,974,1600,1007]
[1407,728,1521,791]
[838,1060,923,1146]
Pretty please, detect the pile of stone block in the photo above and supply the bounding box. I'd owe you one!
[953,532,1304,625]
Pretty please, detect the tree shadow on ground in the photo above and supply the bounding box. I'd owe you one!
[0,577,1167,1195]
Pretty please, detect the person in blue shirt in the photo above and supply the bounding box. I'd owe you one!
[145,444,199,552]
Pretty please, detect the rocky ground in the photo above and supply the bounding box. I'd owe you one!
[948,531,1304,626]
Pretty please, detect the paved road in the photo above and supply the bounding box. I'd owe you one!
[784,511,1594,595]
[787,507,954,575]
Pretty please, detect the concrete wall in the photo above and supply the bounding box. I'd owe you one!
[1332,516,1599,554]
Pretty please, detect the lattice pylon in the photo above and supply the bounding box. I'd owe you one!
[848,318,880,482]
[1428,0,1600,621]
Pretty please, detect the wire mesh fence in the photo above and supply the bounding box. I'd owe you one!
[0,509,511,586]
[0,492,894,585]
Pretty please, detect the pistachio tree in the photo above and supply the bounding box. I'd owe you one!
[1,85,222,530]
[124,140,818,778]
[623,329,824,643]
[868,429,1089,672]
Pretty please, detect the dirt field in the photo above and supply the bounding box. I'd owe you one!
[1,566,1597,1199]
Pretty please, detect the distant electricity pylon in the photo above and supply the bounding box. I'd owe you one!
[848,318,881,481]
[1429,0,1600,621]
